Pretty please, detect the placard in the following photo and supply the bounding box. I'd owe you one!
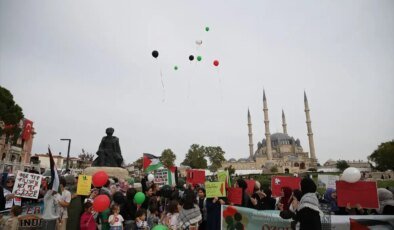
[271,176,301,197]
[218,171,229,183]
[186,169,205,185]
[245,180,256,195]
[12,171,43,199]
[77,175,92,196]
[205,182,226,198]
[336,181,379,209]
[227,187,242,205]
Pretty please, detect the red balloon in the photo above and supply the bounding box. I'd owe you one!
[93,195,110,212]
[213,60,219,67]
[92,171,109,187]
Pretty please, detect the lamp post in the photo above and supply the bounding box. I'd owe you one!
[60,139,71,172]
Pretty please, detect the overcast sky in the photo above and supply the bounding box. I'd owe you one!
[1,0,393,166]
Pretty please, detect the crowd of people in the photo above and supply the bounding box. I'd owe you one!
[0,171,393,230]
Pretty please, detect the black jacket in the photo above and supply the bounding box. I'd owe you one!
[294,207,322,230]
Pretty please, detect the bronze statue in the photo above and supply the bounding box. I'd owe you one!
[92,127,124,167]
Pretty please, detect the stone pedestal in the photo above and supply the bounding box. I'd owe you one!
[83,167,130,180]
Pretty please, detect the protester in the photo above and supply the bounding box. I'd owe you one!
[162,200,179,230]
[260,188,276,210]
[42,189,60,229]
[235,178,250,207]
[177,189,202,229]
[123,188,137,230]
[147,203,160,229]
[277,187,292,211]
[80,202,97,230]
[109,204,124,230]
[3,175,21,209]
[58,177,71,230]
[196,187,207,230]
[376,188,394,214]
[135,208,149,230]
[4,205,22,230]
[206,197,225,230]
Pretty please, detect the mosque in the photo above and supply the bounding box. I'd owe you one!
[221,90,318,173]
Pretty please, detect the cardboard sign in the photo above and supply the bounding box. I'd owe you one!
[77,175,92,196]
[271,176,301,197]
[154,168,171,187]
[12,170,43,199]
[186,169,205,185]
[336,181,379,209]
[318,175,339,189]
[218,171,229,183]
[227,187,242,205]
[245,180,256,195]
[205,182,226,198]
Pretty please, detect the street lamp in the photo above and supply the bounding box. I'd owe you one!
[60,138,71,172]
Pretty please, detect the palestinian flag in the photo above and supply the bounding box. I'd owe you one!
[167,166,178,186]
[143,153,163,172]
[48,147,59,192]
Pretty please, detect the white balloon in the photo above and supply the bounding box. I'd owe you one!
[148,174,155,182]
[196,40,203,46]
[342,167,361,183]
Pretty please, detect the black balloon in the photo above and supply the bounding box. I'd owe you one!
[189,55,194,61]
[152,50,159,58]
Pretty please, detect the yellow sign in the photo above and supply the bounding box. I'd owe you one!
[205,182,226,198]
[218,171,229,183]
[77,175,92,196]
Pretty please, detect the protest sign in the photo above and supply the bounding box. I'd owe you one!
[12,171,42,199]
[271,176,301,197]
[186,169,205,185]
[227,187,242,205]
[205,182,226,198]
[318,175,339,189]
[218,171,229,183]
[245,180,256,195]
[153,168,176,187]
[336,181,379,209]
[77,175,92,195]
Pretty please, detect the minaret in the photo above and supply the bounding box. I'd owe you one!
[282,109,288,135]
[247,109,254,160]
[304,91,316,159]
[263,90,273,160]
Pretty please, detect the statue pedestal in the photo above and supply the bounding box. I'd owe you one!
[83,167,130,180]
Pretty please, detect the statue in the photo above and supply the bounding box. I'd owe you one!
[92,127,124,167]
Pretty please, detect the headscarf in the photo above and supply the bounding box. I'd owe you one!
[377,188,394,214]
[323,188,339,212]
[280,187,292,211]
[300,177,317,195]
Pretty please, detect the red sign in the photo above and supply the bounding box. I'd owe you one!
[245,180,256,195]
[227,187,242,205]
[336,181,379,209]
[22,119,33,140]
[186,170,205,185]
[271,176,301,197]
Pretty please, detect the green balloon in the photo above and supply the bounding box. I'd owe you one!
[134,192,145,204]
[174,66,178,70]
[197,56,202,61]
[205,26,210,32]
[152,224,169,230]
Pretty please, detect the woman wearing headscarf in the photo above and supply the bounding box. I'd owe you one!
[277,187,292,211]
[260,188,276,210]
[236,178,250,207]
[376,188,394,215]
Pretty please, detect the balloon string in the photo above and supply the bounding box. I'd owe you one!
[160,68,166,102]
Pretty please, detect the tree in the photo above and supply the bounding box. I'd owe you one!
[133,157,143,170]
[0,86,24,125]
[336,160,350,172]
[78,149,94,162]
[161,149,176,167]
[182,144,207,169]
[205,146,226,172]
[368,140,394,171]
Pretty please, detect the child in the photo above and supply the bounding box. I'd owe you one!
[108,204,124,230]
[80,202,97,230]
[147,204,160,229]
[162,200,179,230]
[4,205,22,230]
[135,208,149,230]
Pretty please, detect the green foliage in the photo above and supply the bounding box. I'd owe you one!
[368,140,394,171]
[377,180,394,188]
[78,149,94,162]
[160,149,176,167]
[336,160,350,172]
[182,144,207,169]
[205,146,226,172]
[0,86,24,125]
[225,165,236,176]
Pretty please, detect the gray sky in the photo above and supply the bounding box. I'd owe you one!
[1,0,393,166]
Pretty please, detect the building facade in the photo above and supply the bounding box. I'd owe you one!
[222,91,318,173]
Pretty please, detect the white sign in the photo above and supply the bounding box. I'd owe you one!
[12,170,43,199]
[318,175,339,189]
